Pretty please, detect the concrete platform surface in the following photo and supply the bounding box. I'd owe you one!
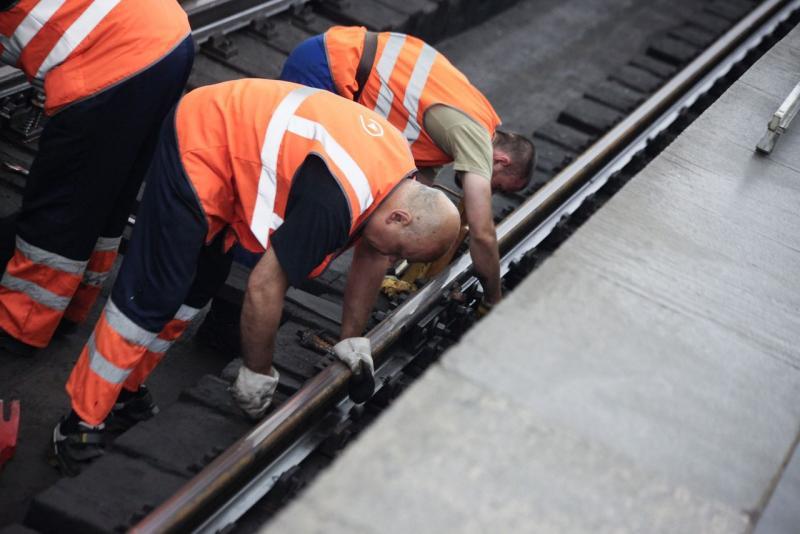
[266,23,800,534]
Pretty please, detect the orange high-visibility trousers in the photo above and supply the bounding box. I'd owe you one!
[63,236,122,325]
[67,302,202,424]
[0,38,194,348]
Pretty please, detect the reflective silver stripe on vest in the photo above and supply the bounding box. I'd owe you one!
[372,33,405,119]
[94,236,122,252]
[0,0,66,66]
[174,304,201,322]
[87,332,131,384]
[147,337,173,355]
[251,86,319,247]
[35,0,121,81]
[16,236,87,275]
[82,270,109,288]
[104,300,157,347]
[401,43,437,143]
[0,272,70,311]
[288,115,374,213]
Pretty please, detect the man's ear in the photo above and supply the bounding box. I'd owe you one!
[493,149,511,168]
[387,208,413,226]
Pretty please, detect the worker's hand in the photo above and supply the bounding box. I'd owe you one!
[231,365,280,420]
[333,337,375,403]
[333,337,374,378]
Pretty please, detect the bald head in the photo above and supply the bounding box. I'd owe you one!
[403,181,461,260]
[363,180,460,263]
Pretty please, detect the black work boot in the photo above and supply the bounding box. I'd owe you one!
[0,328,36,357]
[107,384,159,432]
[51,412,105,477]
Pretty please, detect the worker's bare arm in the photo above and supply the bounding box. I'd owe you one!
[462,171,502,304]
[340,240,392,339]
[240,247,289,374]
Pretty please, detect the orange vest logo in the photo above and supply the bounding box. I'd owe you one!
[360,114,384,137]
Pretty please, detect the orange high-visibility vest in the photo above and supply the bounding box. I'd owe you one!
[0,0,190,114]
[325,26,502,168]
[175,79,416,277]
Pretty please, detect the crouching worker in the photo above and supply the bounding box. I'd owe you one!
[281,26,535,308]
[51,79,460,475]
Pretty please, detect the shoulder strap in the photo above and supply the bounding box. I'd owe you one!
[353,31,378,103]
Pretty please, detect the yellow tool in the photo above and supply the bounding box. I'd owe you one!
[380,276,417,297]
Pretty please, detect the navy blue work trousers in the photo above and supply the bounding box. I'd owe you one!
[109,108,233,332]
[16,36,195,261]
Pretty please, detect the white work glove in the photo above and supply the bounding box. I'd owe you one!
[231,365,280,420]
[333,337,374,379]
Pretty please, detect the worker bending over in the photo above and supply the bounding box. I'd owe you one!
[52,79,460,475]
[0,0,194,355]
[281,26,536,307]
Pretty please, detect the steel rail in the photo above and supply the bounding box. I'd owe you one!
[191,342,419,533]
[133,1,798,532]
[188,0,307,44]
[0,0,309,101]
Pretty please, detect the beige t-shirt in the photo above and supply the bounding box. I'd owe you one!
[418,104,493,183]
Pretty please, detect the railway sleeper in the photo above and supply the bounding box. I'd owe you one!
[647,35,702,66]
[583,79,646,113]
[630,54,679,79]
[558,98,626,136]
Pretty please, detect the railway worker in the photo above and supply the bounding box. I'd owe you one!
[280,26,536,309]
[0,0,194,356]
[51,79,460,475]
